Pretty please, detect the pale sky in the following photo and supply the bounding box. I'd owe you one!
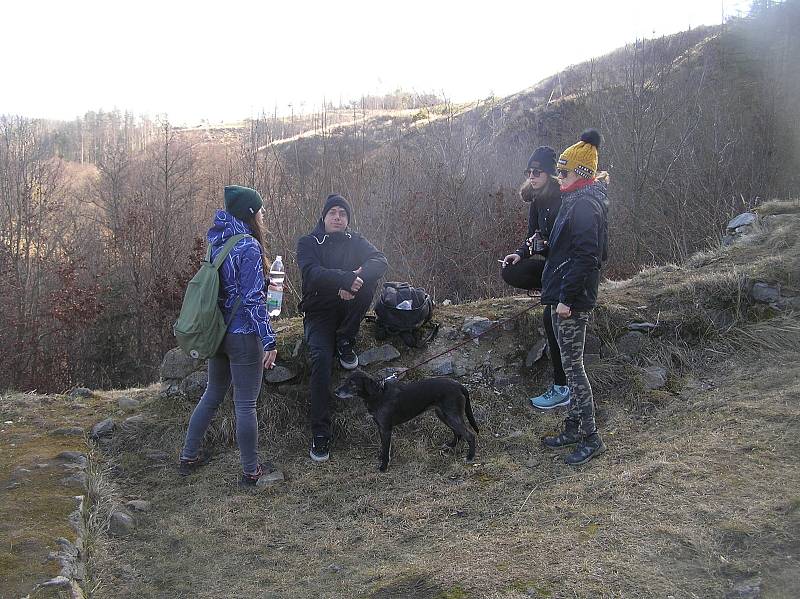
[3,0,752,124]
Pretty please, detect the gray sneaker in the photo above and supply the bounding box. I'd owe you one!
[310,435,330,462]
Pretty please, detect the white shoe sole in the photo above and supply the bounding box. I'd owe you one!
[339,358,358,370]
[309,450,330,462]
[529,398,570,410]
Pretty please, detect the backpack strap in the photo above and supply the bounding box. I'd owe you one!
[211,234,249,270]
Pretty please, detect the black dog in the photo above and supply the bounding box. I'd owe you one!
[335,370,479,471]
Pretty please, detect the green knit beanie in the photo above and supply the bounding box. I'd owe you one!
[224,185,263,221]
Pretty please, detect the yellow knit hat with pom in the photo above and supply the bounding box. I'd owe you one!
[558,129,601,179]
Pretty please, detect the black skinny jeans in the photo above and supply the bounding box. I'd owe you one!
[304,280,378,438]
[500,257,567,387]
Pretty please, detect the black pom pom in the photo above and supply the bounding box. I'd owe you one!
[579,128,601,148]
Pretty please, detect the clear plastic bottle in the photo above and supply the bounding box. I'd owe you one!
[266,255,284,318]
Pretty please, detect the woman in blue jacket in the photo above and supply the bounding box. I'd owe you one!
[179,185,278,486]
[540,130,609,466]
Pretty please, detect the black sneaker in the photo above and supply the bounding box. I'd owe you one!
[239,462,277,487]
[178,450,211,476]
[310,435,330,462]
[336,339,358,370]
[564,433,607,465]
[542,418,582,449]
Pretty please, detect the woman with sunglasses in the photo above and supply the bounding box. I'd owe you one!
[540,129,609,466]
[501,146,570,411]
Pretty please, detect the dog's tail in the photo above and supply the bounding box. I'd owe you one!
[464,388,479,434]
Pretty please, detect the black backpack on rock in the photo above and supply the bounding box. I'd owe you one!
[374,282,437,348]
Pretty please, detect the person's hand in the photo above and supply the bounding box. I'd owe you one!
[556,303,572,318]
[350,276,364,293]
[263,349,277,370]
[354,267,363,275]
[338,289,355,301]
[503,253,521,267]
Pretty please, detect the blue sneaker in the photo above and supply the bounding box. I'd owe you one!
[530,385,570,410]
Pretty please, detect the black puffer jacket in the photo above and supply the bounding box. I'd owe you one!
[515,176,562,259]
[297,220,388,313]
[541,180,609,311]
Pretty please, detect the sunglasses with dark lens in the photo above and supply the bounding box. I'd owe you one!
[557,169,571,178]
[524,168,545,178]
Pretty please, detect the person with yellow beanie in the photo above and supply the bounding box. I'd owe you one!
[539,129,609,465]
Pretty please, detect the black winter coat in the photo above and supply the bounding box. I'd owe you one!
[516,176,562,259]
[541,181,609,311]
[297,220,388,313]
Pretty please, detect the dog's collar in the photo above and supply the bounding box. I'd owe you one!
[380,373,399,390]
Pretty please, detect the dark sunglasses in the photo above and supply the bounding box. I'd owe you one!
[524,168,546,178]
[557,169,571,178]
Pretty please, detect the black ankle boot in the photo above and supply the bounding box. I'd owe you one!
[564,432,606,465]
[542,418,581,449]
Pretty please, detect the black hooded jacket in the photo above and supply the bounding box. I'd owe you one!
[541,180,609,311]
[296,220,388,313]
[515,176,562,259]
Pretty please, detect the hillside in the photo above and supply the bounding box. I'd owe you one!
[3,199,798,598]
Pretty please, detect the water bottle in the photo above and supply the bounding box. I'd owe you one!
[266,255,284,318]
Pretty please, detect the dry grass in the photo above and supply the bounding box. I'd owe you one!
[76,202,800,597]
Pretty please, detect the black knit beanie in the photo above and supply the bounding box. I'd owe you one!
[224,185,263,221]
[526,146,557,176]
[321,193,352,223]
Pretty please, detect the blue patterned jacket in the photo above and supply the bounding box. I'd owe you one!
[208,210,276,351]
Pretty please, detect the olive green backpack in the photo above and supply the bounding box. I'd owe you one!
[173,234,249,359]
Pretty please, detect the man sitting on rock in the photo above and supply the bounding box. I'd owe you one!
[297,193,388,463]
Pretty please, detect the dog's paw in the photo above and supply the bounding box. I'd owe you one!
[378,463,389,472]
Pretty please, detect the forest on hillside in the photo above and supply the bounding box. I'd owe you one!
[1,1,798,393]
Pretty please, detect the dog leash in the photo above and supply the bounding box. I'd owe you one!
[383,298,543,383]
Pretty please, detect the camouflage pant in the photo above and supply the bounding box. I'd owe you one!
[551,309,597,436]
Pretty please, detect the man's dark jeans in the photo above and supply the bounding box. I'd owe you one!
[500,257,566,387]
[304,280,377,437]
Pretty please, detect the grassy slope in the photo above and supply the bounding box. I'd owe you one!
[79,201,800,599]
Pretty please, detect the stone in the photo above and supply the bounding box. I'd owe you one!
[56,452,88,468]
[123,415,145,426]
[181,370,208,400]
[526,456,541,468]
[159,379,182,398]
[263,365,298,384]
[126,500,152,512]
[642,366,667,390]
[441,326,460,340]
[255,469,285,489]
[425,357,454,376]
[627,322,658,332]
[90,418,115,439]
[722,234,735,247]
[357,344,401,367]
[38,576,71,589]
[51,426,85,437]
[160,347,203,380]
[68,387,92,399]
[584,333,602,354]
[441,299,452,306]
[616,331,646,357]
[109,511,135,536]
[525,338,548,368]
[726,212,757,230]
[749,282,780,304]
[145,450,169,462]
[726,577,762,599]
[461,316,497,340]
[62,472,88,489]
[118,397,141,411]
